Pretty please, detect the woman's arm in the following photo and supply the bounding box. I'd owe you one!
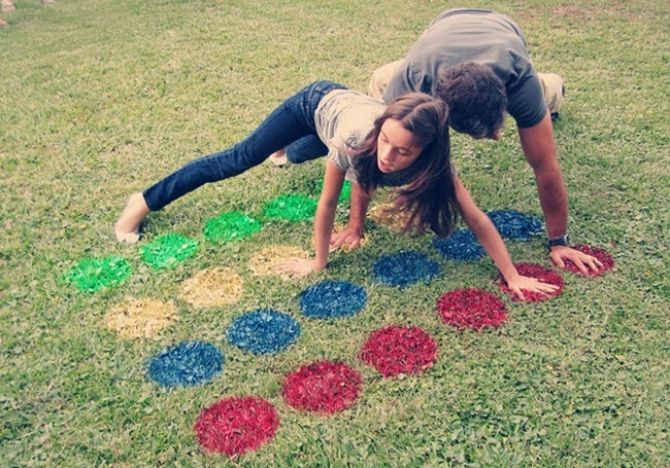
[330,181,373,251]
[278,161,345,276]
[453,176,558,299]
[313,162,346,269]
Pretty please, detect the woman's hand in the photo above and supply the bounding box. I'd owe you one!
[276,258,322,278]
[330,225,364,252]
[505,274,559,301]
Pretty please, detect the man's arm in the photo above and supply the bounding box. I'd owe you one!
[518,112,567,238]
[518,111,602,273]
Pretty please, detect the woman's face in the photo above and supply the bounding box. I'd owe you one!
[376,118,423,173]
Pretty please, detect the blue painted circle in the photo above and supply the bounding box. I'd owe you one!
[147,341,223,388]
[299,280,368,319]
[227,309,300,355]
[487,209,543,241]
[433,229,485,262]
[373,251,440,287]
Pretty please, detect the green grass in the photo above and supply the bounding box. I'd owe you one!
[1,0,669,465]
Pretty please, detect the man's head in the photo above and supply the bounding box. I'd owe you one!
[436,62,507,140]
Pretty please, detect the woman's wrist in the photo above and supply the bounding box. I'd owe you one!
[314,258,328,271]
[500,265,520,284]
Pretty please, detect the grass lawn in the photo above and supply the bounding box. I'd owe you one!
[1,0,669,465]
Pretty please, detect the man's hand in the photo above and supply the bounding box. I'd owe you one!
[550,245,603,274]
[330,225,364,252]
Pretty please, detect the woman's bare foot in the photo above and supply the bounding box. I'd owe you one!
[268,148,288,167]
[114,192,150,243]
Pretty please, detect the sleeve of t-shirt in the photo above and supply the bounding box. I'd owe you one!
[327,123,369,182]
[507,71,547,128]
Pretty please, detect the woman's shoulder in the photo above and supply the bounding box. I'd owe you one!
[323,88,384,109]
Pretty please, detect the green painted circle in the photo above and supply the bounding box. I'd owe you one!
[141,233,198,270]
[263,194,317,222]
[65,255,131,293]
[204,211,262,244]
[338,180,352,205]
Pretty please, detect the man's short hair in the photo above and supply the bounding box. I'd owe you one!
[436,62,507,139]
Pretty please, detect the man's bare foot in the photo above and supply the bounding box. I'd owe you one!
[114,192,150,243]
[268,148,288,167]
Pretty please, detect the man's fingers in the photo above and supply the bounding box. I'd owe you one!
[573,257,589,275]
[551,252,566,269]
[586,256,603,271]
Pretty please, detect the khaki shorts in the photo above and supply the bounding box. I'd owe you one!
[368,59,564,116]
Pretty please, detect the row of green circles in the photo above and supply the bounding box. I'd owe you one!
[65,185,352,292]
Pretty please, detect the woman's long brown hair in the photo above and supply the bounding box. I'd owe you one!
[354,93,458,237]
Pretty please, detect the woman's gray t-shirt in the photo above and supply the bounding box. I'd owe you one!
[384,8,547,128]
[314,89,384,182]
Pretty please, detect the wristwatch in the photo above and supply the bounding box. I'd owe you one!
[548,234,570,249]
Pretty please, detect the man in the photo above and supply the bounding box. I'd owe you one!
[333,8,601,274]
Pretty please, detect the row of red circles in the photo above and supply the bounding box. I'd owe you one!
[194,324,440,457]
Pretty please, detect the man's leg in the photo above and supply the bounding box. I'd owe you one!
[367,59,405,98]
[538,72,565,121]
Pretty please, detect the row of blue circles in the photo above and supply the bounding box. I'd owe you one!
[146,280,367,388]
[145,210,543,387]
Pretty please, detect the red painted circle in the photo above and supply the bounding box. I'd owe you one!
[497,262,564,302]
[194,396,279,457]
[359,326,438,377]
[282,361,362,414]
[563,244,615,276]
[436,288,508,330]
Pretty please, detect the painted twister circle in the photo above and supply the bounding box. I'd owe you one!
[203,211,262,244]
[497,262,564,302]
[180,267,243,309]
[318,179,352,205]
[65,255,131,292]
[373,251,440,287]
[282,361,362,414]
[360,326,438,378]
[487,209,543,241]
[140,233,198,270]
[338,180,352,204]
[263,194,317,222]
[248,244,310,280]
[436,288,508,331]
[299,280,367,319]
[194,397,280,457]
[147,341,223,388]
[106,297,177,339]
[433,229,485,262]
[368,202,411,232]
[563,244,615,276]
[227,309,300,355]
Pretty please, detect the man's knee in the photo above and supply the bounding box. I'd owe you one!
[538,72,565,117]
[367,59,405,98]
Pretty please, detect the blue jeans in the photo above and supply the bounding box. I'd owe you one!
[286,135,329,164]
[143,80,346,211]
